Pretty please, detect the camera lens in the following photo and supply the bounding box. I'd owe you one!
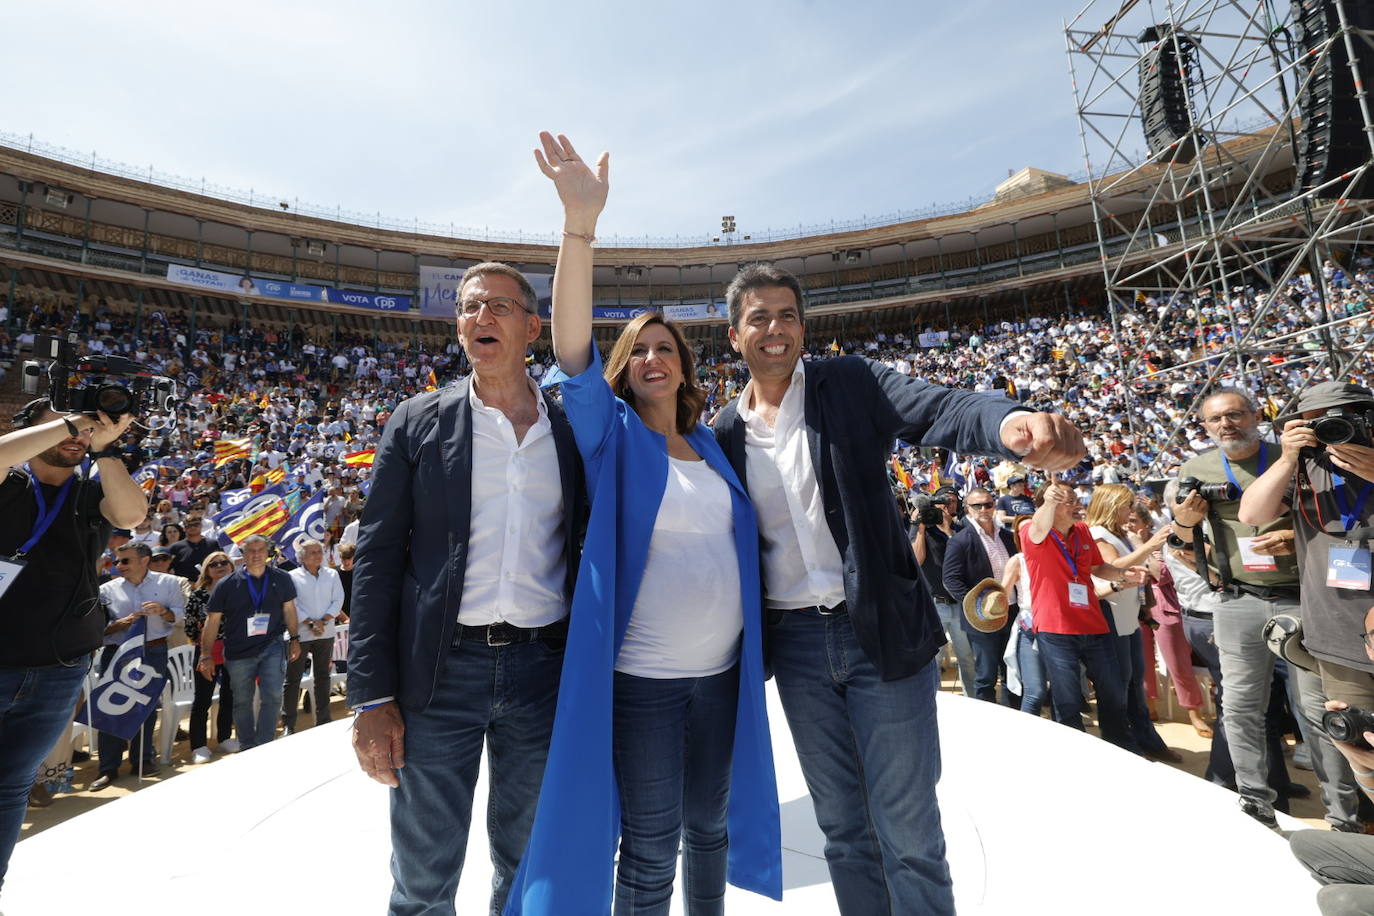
[94,384,134,416]
[1312,415,1356,445]
[1324,709,1359,743]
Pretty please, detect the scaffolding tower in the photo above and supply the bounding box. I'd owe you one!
[1065,0,1374,468]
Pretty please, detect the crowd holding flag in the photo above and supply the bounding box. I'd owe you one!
[890,456,913,490]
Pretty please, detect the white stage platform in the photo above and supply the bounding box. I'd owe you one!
[8,687,1318,915]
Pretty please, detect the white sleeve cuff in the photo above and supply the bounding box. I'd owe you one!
[998,409,1034,457]
[352,696,394,711]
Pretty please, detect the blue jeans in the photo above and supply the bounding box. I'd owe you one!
[1116,631,1167,754]
[0,658,91,890]
[612,666,739,916]
[934,599,975,697]
[966,625,1016,706]
[389,637,563,916]
[96,642,168,774]
[223,638,286,750]
[1036,631,1137,752]
[1016,627,1050,716]
[768,609,954,916]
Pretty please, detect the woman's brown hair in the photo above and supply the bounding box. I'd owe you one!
[602,312,706,434]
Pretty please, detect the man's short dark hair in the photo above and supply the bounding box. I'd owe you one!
[725,264,806,329]
[457,262,538,315]
[117,542,153,559]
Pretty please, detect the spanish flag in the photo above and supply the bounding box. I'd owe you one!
[890,456,912,490]
[926,463,944,494]
[829,339,841,353]
[223,497,290,543]
[214,438,252,467]
[343,449,375,467]
[252,466,286,488]
[424,368,438,392]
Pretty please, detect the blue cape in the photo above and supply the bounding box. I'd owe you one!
[504,347,782,914]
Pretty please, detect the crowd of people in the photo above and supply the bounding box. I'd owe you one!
[3,147,1374,912]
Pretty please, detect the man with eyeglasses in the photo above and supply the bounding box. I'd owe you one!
[89,541,185,790]
[942,488,1020,705]
[168,509,212,581]
[1174,388,1357,830]
[349,262,585,914]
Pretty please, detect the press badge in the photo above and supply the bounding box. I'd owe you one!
[0,556,28,602]
[247,614,271,637]
[1068,582,1091,609]
[1328,546,1373,590]
[1238,537,1278,572]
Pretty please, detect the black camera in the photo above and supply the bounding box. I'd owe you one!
[1322,706,1374,750]
[1176,476,1240,504]
[913,496,945,528]
[21,334,176,417]
[1310,407,1374,448]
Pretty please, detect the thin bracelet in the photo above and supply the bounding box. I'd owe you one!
[562,230,595,244]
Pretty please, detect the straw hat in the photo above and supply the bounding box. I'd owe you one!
[962,578,1010,633]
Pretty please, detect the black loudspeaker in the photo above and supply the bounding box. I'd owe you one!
[1138,25,1205,164]
[1294,0,1374,199]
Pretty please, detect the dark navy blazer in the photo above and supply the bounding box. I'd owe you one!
[346,377,584,712]
[942,522,1019,634]
[714,356,1020,681]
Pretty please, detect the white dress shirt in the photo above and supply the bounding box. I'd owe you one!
[972,521,1011,583]
[288,564,345,642]
[457,378,567,627]
[737,362,847,610]
[99,570,186,646]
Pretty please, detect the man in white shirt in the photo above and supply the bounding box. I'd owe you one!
[90,542,185,790]
[713,264,1087,916]
[348,263,585,914]
[283,540,344,734]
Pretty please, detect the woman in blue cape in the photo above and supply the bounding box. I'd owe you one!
[503,133,781,915]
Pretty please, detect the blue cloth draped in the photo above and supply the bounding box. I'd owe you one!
[504,346,781,915]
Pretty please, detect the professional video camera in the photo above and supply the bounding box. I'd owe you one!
[1322,705,1374,750]
[1310,406,1374,448]
[21,334,176,417]
[912,495,945,528]
[1175,476,1240,504]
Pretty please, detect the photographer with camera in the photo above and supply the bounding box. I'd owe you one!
[1242,381,1374,744]
[912,486,975,695]
[1290,605,1374,916]
[1174,389,1357,830]
[0,398,145,895]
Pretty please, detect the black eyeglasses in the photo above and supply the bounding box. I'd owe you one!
[458,296,530,317]
[208,559,231,568]
[967,502,995,510]
[114,557,137,566]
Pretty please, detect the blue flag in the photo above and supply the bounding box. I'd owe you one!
[81,618,167,740]
[273,489,329,565]
[219,487,252,509]
[213,484,288,549]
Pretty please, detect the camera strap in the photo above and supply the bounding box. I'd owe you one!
[1331,473,1374,533]
[14,463,77,559]
[1195,507,1233,592]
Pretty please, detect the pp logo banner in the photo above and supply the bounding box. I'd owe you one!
[82,619,167,740]
[275,489,328,564]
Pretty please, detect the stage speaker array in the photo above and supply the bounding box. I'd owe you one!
[1293,0,1374,199]
[1137,25,1205,164]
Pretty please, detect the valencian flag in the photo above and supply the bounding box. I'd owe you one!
[343,449,375,467]
[251,466,286,488]
[214,437,252,467]
[213,484,288,549]
[223,495,291,544]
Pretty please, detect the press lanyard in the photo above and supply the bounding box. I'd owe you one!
[16,464,76,558]
[245,572,269,612]
[1049,529,1079,578]
[1221,442,1268,492]
[1332,473,1374,533]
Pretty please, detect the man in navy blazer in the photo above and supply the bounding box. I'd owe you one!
[713,264,1086,916]
[942,487,1020,706]
[348,263,585,916]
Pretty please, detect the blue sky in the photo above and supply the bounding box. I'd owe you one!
[6,0,1094,242]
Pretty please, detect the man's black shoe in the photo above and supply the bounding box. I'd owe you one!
[88,773,115,792]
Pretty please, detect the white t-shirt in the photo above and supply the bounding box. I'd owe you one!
[1090,525,1141,636]
[616,457,742,678]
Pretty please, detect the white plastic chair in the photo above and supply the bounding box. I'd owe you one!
[331,624,349,694]
[158,644,198,764]
[69,665,100,755]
